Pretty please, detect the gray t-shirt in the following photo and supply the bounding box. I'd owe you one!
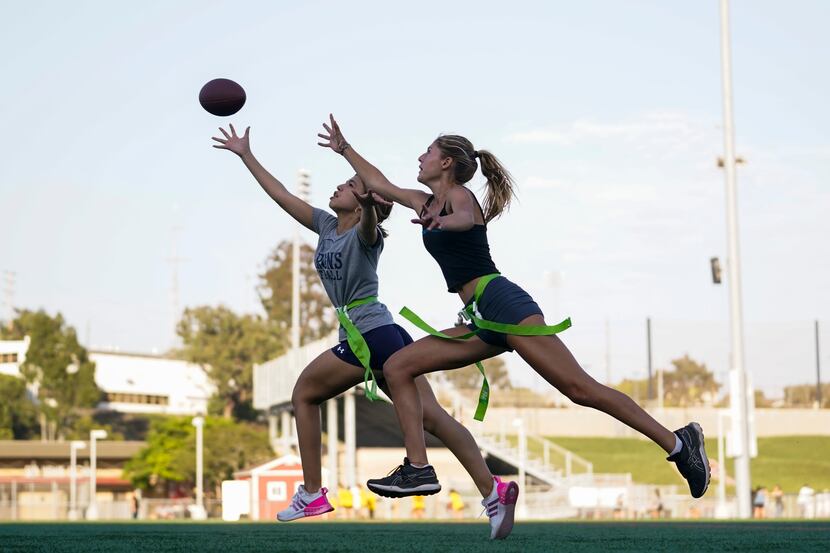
[312,208,395,341]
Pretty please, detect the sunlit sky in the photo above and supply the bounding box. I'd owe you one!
[2,1,828,396]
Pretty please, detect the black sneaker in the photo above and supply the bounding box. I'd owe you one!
[667,422,711,498]
[367,457,442,498]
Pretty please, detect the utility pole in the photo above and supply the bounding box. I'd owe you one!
[817,320,822,408]
[646,317,653,401]
[719,0,752,519]
[292,171,311,351]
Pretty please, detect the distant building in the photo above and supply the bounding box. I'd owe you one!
[90,351,213,416]
[0,337,213,416]
[0,336,30,378]
[0,439,145,520]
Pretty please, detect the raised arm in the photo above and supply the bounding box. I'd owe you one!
[352,189,394,246]
[213,124,314,231]
[318,114,429,213]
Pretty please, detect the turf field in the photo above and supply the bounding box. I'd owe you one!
[2,521,829,552]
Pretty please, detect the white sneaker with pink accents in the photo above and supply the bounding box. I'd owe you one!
[277,485,334,522]
[481,476,519,540]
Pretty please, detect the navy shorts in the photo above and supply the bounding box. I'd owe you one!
[465,276,543,351]
[331,323,413,387]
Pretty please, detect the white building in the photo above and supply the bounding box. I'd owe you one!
[90,351,214,415]
[0,336,30,378]
[1,338,213,416]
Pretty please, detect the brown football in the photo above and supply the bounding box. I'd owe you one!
[199,78,246,117]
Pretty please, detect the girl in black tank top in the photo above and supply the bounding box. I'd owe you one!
[420,192,499,293]
[320,115,711,510]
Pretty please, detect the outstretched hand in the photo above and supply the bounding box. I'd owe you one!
[212,124,251,157]
[352,189,393,209]
[411,204,442,230]
[317,114,350,154]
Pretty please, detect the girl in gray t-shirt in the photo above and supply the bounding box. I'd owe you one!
[213,124,503,526]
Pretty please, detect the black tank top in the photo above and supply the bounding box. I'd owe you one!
[421,190,499,293]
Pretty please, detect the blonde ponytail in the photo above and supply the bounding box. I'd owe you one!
[435,135,516,223]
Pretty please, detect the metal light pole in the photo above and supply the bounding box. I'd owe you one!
[715,410,729,518]
[69,440,86,520]
[87,429,107,520]
[191,416,207,519]
[816,320,822,408]
[646,318,653,401]
[719,0,752,519]
[292,170,311,351]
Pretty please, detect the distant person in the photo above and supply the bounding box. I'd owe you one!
[753,486,767,519]
[360,485,377,520]
[447,489,466,520]
[411,495,426,520]
[129,490,140,520]
[771,485,784,518]
[650,489,664,519]
[319,115,711,510]
[337,484,354,519]
[613,493,625,520]
[797,484,815,519]
[214,124,517,539]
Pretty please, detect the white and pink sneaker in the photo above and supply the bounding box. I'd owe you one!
[481,477,519,540]
[277,485,334,522]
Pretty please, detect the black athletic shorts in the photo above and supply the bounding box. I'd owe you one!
[465,276,544,351]
[331,323,413,387]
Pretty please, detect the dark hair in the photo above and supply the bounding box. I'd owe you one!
[434,134,516,223]
[375,202,392,238]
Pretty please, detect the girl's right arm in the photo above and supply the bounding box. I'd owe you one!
[213,124,315,231]
[318,114,430,213]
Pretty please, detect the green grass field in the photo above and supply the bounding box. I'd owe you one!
[1,521,828,552]
[542,436,830,492]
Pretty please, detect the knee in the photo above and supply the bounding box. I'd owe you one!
[421,406,442,435]
[382,351,413,383]
[562,379,599,408]
[291,378,320,408]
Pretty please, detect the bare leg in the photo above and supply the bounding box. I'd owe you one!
[291,351,364,492]
[507,315,676,453]
[293,349,498,497]
[415,376,495,497]
[383,327,505,466]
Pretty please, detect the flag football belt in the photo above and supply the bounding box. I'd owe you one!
[335,296,381,401]
[399,273,572,421]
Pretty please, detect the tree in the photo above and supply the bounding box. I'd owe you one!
[0,310,101,439]
[124,416,272,496]
[783,383,830,408]
[0,374,38,439]
[615,377,651,404]
[615,354,720,407]
[258,240,338,346]
[64,414,124,441]
[177,306,283,419]
[662,355,720,407]
[442,357,513,390]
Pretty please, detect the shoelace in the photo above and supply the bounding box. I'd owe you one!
[290,491,309,511]
[479,496,499,519]
[384,463,406,477]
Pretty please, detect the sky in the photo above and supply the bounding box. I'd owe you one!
[1,1,828,397]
